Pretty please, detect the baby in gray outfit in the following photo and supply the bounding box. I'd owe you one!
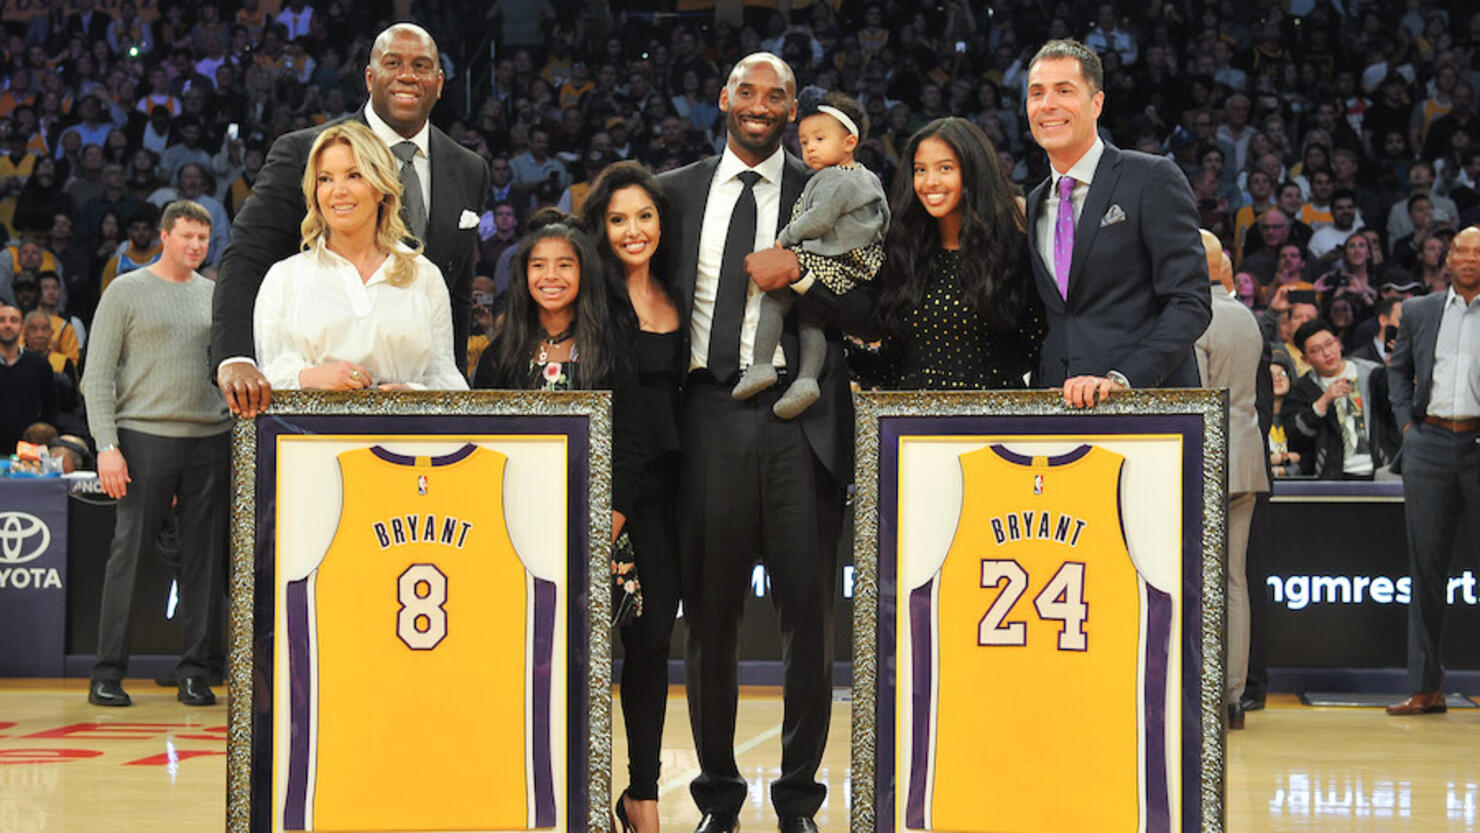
[733,92,889,418]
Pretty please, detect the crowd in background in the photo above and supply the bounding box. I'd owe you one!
[1,0,1478,476]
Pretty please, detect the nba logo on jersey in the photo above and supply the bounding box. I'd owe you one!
[417,474,428,495]
[1033,473,1044,495]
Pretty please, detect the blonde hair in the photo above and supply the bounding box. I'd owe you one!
[300,121,423,287]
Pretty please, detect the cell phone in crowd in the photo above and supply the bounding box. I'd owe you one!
[227,123,240,142]
[1383,325,1399,350]
[473,292,495,309]
[1287,289,1318,306]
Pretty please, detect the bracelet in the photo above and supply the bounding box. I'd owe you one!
[98,444,119,454]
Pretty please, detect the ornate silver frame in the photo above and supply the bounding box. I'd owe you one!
[850,389,1228,833]
[225,390,613,833]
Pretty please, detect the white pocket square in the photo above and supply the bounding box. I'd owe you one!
[1100,204,1126,227]
[458,209,480,229]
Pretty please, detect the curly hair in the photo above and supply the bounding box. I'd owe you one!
[299,121,423,287]
[875,117,1030,339]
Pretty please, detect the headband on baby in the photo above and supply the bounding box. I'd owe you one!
[815,104,859,138]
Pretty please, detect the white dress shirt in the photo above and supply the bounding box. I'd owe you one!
[364,103,432,214]
[1429,288,1480,419]
[253,241,468,390]
[1035,137,1105,280]
[689,144,787,371]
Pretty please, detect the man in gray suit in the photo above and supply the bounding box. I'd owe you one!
[1195,230,1271,730]
[1023,39,1211,407]
[1385,225,1480,716]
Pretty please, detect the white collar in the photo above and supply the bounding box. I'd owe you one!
[1446,286,1480,309]
[1051,136,1105,189]
[715,142,786,188]
[363,104,430,160]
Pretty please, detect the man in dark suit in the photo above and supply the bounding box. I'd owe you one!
[1385,225,1480,716]
[211,23,489,415]
[656,53,870,833]
[1023,39,1211,406]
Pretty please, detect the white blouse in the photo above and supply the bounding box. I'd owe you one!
[253,241,469,390]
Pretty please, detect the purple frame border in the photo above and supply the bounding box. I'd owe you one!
[246,413,593,833]
[873,413,1207,833]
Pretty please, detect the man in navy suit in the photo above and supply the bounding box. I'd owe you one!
[1385,225,1480,716]
[656,53,870,833]
[211,23,489,415]
[1023,40,1211,406]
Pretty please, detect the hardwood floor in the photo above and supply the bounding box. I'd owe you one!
[1,681,1475,832]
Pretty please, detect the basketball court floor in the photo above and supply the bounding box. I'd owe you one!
[1,680,1475,832]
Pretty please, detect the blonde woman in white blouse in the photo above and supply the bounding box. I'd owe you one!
[253,121,468,391]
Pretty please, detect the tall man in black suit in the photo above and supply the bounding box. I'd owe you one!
[656,53,870,833]
[211,23,489,415]
[1385,225,1480,716]
[1023,40,1211,406]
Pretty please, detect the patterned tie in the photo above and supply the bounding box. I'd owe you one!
[707,170,762,384]
[1053,175,1076,299]
[392,140,427,239]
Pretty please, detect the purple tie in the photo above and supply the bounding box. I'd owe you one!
[1054,175,1076,299]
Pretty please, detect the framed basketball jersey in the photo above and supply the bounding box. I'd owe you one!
[851,392,1229,833]
[226,393,614,833]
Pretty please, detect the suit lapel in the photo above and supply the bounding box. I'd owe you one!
[675,158,720,321]
[424,128,459,284]
[777,153,807,237]
[1068,144,1124,297]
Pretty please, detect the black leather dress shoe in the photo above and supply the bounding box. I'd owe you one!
[1227,702,1245,730]
[1239,695,1265,712]
[88,680,131,707]
[694,812,740,833]
[777,817,819,833]
[177,676,217,706]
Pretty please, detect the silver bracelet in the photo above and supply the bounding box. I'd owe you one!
[98,444,119,454]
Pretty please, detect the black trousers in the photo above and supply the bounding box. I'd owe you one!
[679,377,843,819]
[1400,422,1480,692]
[91,429,230,682]
[618,454,682,800]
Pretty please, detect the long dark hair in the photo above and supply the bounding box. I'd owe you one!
[579,160,676,345]
[876,117,1030,338]
[493,208,615,389]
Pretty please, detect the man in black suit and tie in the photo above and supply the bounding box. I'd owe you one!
[656,53,870,833]
[1023,40,1211,406]
[211,23,489,415]
[1385,225,1480,716]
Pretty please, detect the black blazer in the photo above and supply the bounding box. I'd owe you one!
[211,111,491,373]
[1386,290,1447,431]
[657,153,872,482]
[1025,143,1211,388]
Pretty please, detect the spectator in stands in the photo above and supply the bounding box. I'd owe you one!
[1267,352,1300,478]
[1233,169,1275,267]
[1391,193,1443,274]
[1308,190,1364,267]
[1085,3,1138,67]
[1417,234,1451,293]
[478,199,519,276]
[67,143,106,214]
[14,158,69,238]
[1300,169,1338,232]
[1331,148,1381,231]
[21,308,79,429]
[49,214,91,319]
[81,200,229,710]
[1350,296,1403,365]
[1240,208,1296,288]
[511,128,569,195]
[1283,318,1389,479]
[157,115,212,185]
[1316,234,1379,323]
[79,163,143,250]
[1388,160,1459,244]
[0,237,54,306]
[34,272,81,365]
[0,302,56,455]
[1386,225,1480,717]
[1264,285,1319,378]
[101,205,162,294]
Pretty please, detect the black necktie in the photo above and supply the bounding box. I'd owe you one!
[393,140,427,239]
[708,170,761,384]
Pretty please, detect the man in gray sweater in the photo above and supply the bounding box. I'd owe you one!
[80,200,231,708]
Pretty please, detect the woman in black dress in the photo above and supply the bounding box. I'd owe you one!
[579,162,683,833]
[865,117,1043,389]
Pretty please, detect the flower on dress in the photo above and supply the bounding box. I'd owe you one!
[543,362,562,383]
